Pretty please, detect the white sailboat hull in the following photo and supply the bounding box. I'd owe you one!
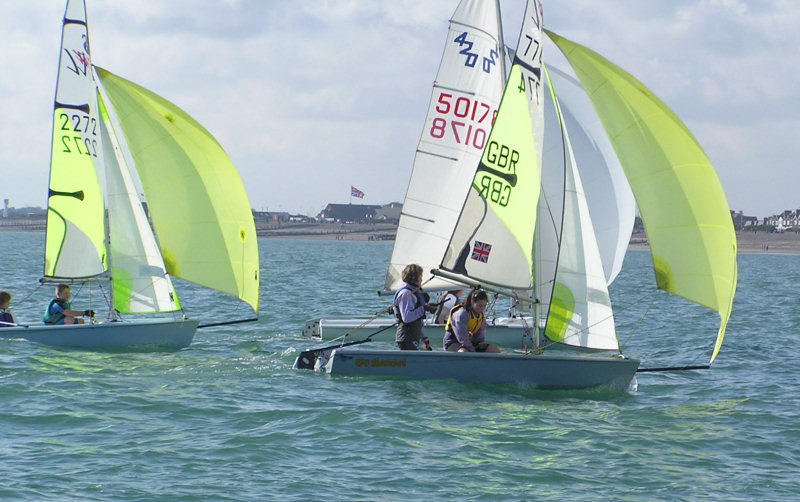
[0,318,199,349]
[322,348,639,390]
[302,316,540,348]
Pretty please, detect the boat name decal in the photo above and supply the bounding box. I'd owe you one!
[355,357,407,368]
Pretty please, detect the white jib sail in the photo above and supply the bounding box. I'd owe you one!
[384,0,506,291]
[544,80,618,351]
[547,66,634,285]
[96,88,179,314]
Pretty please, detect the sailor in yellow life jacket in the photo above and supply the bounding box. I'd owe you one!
[443,289,500,353]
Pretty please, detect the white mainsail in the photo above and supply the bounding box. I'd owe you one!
[384,0,506,292]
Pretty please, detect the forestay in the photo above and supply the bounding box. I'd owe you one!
[541,68,617,351]
[97,94,179,313]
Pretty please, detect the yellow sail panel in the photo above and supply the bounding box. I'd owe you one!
[95,67,259,313]
[45,107,107,279]
[441,64,540,290]
[547,30,737,362]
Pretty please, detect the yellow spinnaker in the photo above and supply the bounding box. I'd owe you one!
[96,67,259,313]
[547,30,737,362]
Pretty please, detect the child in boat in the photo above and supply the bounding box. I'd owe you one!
[434,289,463,325]
[393,264,436,350]
[0,290,17,327]
[43,284,94,325]
[443,289,500,353]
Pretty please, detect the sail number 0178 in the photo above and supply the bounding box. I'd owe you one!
[430,93,496,151]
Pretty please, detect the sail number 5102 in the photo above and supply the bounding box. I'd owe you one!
[430,93,496,151]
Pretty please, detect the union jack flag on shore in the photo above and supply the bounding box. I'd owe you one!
[350,186,365,199]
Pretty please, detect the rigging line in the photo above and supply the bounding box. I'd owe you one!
[535,290,659,351]
[517,313,539,353]
[617,292,658,353]
[199,318,258,329]
[335,278,434,344]
[94,281,113,310]
[15,283,43,307]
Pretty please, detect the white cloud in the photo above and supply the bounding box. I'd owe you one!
[1,0,797,217]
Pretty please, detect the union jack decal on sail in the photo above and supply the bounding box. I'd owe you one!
[471,241,491,263]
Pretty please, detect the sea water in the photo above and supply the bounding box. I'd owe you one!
[1,231,798,501]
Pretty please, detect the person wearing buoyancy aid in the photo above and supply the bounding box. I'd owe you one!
[393,264,435,350]
[443,289,500,353]
[433,289,463,325]
[0,290,17,327]
[42,283,94,325]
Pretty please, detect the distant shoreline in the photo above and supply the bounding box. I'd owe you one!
[1,219,798,254]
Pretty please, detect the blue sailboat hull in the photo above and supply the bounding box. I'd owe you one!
[0,318,198,349]
[321,348,639,390]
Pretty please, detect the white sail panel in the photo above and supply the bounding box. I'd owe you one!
[547,66,635,285]
[385,0,506,291]
[97,92,180,314]
[544,77,617,350]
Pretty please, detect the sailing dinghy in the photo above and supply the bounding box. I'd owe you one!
[301,0,546,346]
[296,0,737,390]
[0,0,259,349]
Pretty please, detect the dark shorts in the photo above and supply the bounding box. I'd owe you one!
[396,340,419,351]
[445,341,489,352]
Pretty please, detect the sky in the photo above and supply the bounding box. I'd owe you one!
[1,0,797,218]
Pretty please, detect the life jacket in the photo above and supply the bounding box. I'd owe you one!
[392,284,423,323]
[0,310,13,327]
[43,299,66,325]
[393,284,426,344]
[445,304,483,337]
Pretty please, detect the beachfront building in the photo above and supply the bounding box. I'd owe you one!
[763,210,800,231]
[317,203,381,223]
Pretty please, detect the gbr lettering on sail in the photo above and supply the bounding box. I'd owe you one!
[475,0,543,208]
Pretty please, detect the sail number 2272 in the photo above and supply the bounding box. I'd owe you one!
[429,93,497,151]
[59,112,98,158]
